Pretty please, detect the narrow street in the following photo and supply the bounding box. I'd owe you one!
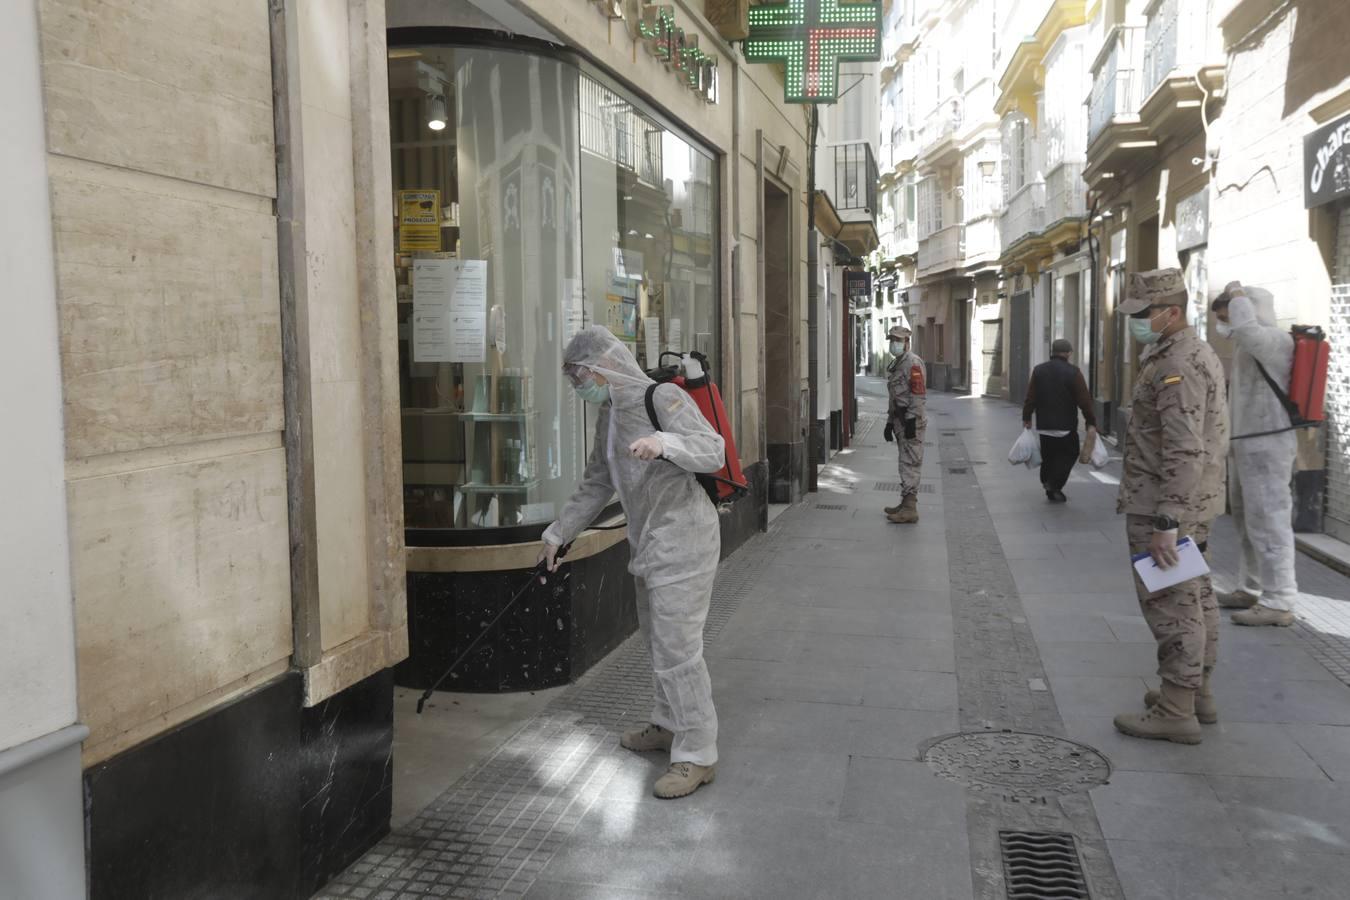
[319,381,1350,900]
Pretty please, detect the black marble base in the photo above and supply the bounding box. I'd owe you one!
[767,441,804,503]
[829,410,843,451]
[300,669,394,895]
[85,670,394,900]
[720,460,767,559]
[399,537,635,693]
[1293,468,1326,533]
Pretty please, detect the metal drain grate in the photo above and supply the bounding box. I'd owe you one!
[815,504,847,511]
[873,482,936,494]
[999,831,1090,899]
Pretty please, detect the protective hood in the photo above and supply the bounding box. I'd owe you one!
[1229,286,1278,330]
[1221,284,1296,445]
[563,325,655,408]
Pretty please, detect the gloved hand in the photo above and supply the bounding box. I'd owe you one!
[883,422,895,442]
[1224,280,1244,298]
[538,542,560,584]
[903,418,917,440]
[629,435,664,460]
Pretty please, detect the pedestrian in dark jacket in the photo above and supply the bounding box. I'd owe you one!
[1022,339,1097,502]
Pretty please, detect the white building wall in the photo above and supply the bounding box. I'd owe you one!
[0,5,87,896]
[0,0,79,757]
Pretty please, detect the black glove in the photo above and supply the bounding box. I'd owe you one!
[883,422,895,443]
[903,418,917,440]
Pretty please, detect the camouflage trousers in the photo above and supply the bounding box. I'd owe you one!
[895,420,926,498]
[1126,515,1217,691]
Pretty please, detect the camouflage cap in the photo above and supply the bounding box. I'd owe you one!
[1119,268,1188,315]
[887,324,912,340]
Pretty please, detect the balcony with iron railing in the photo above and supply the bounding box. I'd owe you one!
[1088,25,1144,147]
[833,142,879,223]
[999,180,1046,253]
[917,223,965,279]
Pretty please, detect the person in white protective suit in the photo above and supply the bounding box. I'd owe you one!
[1211,282,1299,627]
[540,326,726,799]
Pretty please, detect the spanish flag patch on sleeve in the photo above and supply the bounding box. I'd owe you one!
[1162,374,1183,386]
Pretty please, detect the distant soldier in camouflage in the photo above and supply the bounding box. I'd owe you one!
[1115,268,1230,745]
[883,324,926,524]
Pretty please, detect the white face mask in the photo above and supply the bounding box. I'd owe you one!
[1215,321,1233,338]
[890,341,906,355]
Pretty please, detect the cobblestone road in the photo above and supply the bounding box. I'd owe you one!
[320,383,1350,899]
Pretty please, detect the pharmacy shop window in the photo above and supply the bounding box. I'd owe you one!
[388,38,719,544]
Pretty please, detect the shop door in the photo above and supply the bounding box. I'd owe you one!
[763,179,799,503]
[1009,290,1031,406]
[1327,203,1350,540]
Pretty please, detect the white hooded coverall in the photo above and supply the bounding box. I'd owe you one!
[1225,288,1299,611]
[543,327,726,766]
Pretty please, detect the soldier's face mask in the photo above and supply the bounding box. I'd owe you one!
[1129,307,1171,346]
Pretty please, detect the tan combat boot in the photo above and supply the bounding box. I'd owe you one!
[1217,589,1259,610]
[653,761,715,799]
[886,494,919,524]
[1232,604,1295,627]
[1146,669,1217,724]
[884,497,904,515]
[1114,680,1203,745]
[620,722,674,753]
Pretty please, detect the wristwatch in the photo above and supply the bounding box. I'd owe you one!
[1153,514,1179,532]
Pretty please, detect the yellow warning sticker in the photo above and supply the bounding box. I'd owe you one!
[1162,375,1183,386]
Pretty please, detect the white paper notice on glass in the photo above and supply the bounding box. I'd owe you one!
[449,260,488,363]
[412,258,453,363]
[1132,537,1211,593]
[667,318,682,354]
[644,317,661,368]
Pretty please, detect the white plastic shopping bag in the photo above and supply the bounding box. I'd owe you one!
[1090,434,1109,469]
[1008,429,1041,468]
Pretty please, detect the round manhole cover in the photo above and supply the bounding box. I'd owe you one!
[922,731,1111,800]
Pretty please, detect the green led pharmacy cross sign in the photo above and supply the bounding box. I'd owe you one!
[744,0,881,104]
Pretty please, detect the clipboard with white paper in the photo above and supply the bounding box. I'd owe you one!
[1131,537,1211,593]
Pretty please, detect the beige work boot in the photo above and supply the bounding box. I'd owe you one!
[884,498,904,515]
[1145,679,1218,724]
[652,761,715,799]
[1232,604,1296,627]
[620,722,674,753]
[886,494,919,524]
[1114,681,1203,745]
[1217,589,1259,610]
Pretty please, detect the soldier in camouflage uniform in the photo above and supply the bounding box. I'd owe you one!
[1115,269,1230,745]
[883,324,926,524]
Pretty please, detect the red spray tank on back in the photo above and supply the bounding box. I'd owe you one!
[645,352,748,505]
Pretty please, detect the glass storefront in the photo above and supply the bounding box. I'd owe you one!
[388,40,719,542]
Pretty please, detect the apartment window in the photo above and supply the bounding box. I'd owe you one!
[918,176,942,237]
[1012,119,1029,191]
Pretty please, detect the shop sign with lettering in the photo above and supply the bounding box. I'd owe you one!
[1304,111,1350,208]
[587,0,719,104]
[744,0,882,104]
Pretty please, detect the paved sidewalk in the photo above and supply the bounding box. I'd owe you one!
[319,381,1350,899]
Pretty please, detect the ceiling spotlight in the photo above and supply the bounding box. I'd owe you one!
[427,95,447,131]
